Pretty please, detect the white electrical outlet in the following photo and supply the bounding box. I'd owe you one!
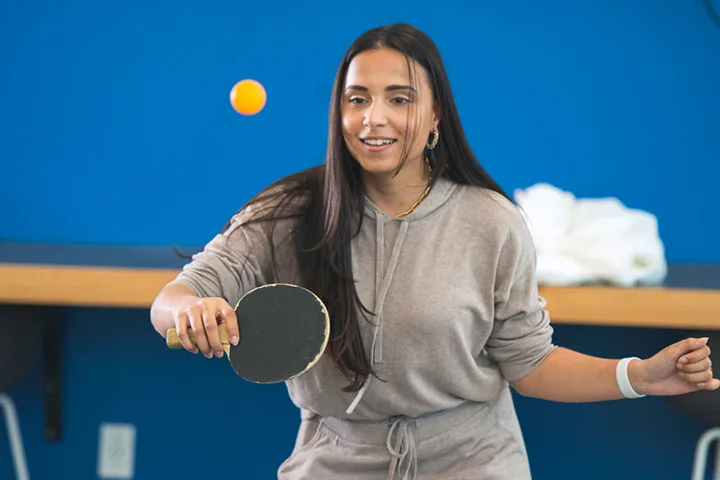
[97,423,136,479]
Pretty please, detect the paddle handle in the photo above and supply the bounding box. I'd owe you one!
[166,324,230,349]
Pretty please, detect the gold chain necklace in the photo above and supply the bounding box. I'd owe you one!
[395,160,433,218]
[395,184,432,218]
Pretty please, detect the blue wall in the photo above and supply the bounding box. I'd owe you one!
[1,0,719,478]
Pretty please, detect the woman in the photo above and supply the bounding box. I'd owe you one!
[150,23,717,479]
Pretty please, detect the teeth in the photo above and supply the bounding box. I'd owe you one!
[363,138,395,146]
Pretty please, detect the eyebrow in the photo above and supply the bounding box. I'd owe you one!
[345,84,416,93]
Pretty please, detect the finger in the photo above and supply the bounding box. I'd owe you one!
[678,357,711,374]
[679,369,713,384]
[188,306,212,358]
[202,305,224,358]
[174,311,198,354]
[697,378,720,391]
[219,302,240,346]
[678,345,711,365]
[674,338,709,361]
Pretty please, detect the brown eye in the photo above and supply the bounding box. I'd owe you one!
[391,97,410,105]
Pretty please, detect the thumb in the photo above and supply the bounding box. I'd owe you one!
[666,337,708,361]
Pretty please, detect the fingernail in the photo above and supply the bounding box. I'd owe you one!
[215,351,223,358]
[231,335,239,346]
[205,353,213,359]
[679,357,688,364]
[698,382,706,388]
[700,337,709,344]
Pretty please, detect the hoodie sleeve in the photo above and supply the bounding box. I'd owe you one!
[485,210,557,383]
[168,210,275,307]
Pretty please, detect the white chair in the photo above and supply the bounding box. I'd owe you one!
[0,394,30,480]
[692,427,720,480]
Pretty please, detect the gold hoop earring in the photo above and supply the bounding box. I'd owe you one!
[426,127,439,150]
[424,151,433,172]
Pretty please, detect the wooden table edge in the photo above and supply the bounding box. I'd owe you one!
[1,263,718,329]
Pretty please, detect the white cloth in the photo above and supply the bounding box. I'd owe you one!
[514,183,667,287]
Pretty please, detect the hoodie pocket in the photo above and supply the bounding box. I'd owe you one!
[277,418,326,475]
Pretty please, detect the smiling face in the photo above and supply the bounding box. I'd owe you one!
[341,47,439,181]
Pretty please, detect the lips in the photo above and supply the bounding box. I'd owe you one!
[361,138,396,146]
[360,137,397,153]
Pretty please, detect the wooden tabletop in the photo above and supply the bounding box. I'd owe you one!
[1,242,718,330]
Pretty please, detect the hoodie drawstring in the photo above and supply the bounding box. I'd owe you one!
[346,215,409,415]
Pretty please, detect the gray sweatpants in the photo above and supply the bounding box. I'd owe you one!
[277,389,532,480]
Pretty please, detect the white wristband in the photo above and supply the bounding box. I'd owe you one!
[616,357,645,399]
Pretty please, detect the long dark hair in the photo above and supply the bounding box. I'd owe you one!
[224,23,512,392]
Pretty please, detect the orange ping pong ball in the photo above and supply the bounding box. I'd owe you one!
[230,79,266,116]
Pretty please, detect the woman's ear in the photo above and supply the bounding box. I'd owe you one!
[432,105,441,129]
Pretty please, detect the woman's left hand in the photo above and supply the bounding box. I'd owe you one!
[630,337,720,396]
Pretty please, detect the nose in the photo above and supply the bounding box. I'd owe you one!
[363,101,388,128]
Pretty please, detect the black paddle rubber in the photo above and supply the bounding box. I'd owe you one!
[229,284,329,383]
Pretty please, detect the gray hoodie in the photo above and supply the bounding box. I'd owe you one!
[170,176,556,422]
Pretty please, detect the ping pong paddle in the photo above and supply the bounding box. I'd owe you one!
[165,283,329,383]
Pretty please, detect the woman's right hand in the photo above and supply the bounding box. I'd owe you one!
[173,297,240,358]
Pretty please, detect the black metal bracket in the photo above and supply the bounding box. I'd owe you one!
[43,316,61,442]
[0,304,61,442]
